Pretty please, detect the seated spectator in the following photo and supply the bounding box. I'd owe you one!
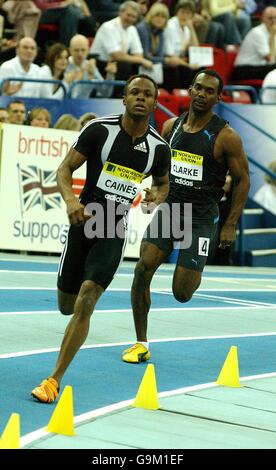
[27,106,51,127]
[0,105,9,122]
[7,99,26,124]
[54,113,81,131]
[34,0,96,46]
[136,3,188,87]
[232,6,276,80]
[39,42,69,99]
[192,0,225,49]
[164,1,201,90]
[254,161,276,215]
[86,0,120,24]
[90,0,153,90]
[1,1,41,40]
[65,34,116,98]
[202,0,251,45]
[135,0,149,20]
[79,111,98,128]
[261,67,276,102]
[0,37,41,97]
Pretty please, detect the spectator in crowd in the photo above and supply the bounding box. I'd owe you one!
[7,99,26,124]
[28,106,51,127]
[232,6,276,80]
[65,34,117,98]
[0,6,3,40]
[0,37,41,97]
[261,67,276,102]
[86,0,120,24]
[54,113,81,130]
[79,111,98,128]
[1,1,41,39]
[192,0,225,49]
[254,161,276,215]
[39,43,69,99]
[135,0,149,19]
[0,106,9,122]
[202,0,250,45]
[34,0,96,46]
[136,3,187,88]
[164,1,200,90]
[90,1,153,88]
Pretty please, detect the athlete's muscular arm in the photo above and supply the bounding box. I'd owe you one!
[56,148,88,226]
[161,117,177,141]
[142,173,170,212]
[216,126,250,249]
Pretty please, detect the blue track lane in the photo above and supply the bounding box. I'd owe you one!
[0,289,275,311]
[1,335,276,435]
[1,260,276,279]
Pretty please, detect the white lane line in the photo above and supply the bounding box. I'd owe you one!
[2,331,276,359]
[20,370,276,448]
[1,270,276,283]
[1,305,276,317]
[0,286,275,292]
[158,290,276,307]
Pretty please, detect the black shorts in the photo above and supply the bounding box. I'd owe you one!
[57,224,127,294]
[143,203,218,272]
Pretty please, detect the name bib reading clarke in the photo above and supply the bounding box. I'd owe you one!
[171,149,203,181]
[97,161,144,199]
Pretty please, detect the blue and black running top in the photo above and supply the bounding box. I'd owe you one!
[72,114,171,207]
[167,112,228,222]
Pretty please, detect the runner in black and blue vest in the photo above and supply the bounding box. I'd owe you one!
[122,69,250,364]
[31,74,171,403]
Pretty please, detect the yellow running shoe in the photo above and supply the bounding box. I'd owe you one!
[122,343,150,363]
[31,377,59,403]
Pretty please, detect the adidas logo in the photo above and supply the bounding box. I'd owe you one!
[134,141,147,152]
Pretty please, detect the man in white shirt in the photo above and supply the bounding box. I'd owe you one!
[163,1,200,90]
[261,68,276,103]
[232,6,276,80]
[0,37,41,97]
[90,0,152,92]
[65,34,117,98]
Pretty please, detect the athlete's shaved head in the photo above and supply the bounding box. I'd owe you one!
[124,74,158,99]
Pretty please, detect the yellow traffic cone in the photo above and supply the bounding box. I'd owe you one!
[0,413,20,449]
[216,346,242,387]
[133,364,160,410]
[47,385,75,436]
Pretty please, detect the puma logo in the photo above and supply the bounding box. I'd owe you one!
[203,130,215,141]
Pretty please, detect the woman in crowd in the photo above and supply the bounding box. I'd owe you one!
[39,43,69,99]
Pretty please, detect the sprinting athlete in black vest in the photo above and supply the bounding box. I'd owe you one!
[122,69,250,364]
[31,74,171,403]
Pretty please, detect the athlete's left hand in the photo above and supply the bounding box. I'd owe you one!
[219,223,236,249]
[140,188,157,214]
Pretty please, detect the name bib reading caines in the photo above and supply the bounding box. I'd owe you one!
[97,161,144,199]
[171,149,203,184]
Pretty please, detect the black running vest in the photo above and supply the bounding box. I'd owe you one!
[167,113,228,221]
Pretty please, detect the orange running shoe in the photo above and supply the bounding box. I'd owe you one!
[31,377,59,403]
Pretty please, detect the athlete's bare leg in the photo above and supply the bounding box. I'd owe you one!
[172,265,202,302]
[131,241,167,341]
[58,289,77,315]
[51,280,104,383]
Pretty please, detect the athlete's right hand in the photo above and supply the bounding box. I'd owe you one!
[66,198,89,226]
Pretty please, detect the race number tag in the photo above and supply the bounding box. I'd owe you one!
[198,237,210,256]
[97,161,144,200]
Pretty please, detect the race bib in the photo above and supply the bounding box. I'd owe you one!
[171,149,203,181]
[96,161,144,200]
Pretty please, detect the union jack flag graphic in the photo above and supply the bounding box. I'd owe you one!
[17,164,62,215]
[72,177,85,196]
